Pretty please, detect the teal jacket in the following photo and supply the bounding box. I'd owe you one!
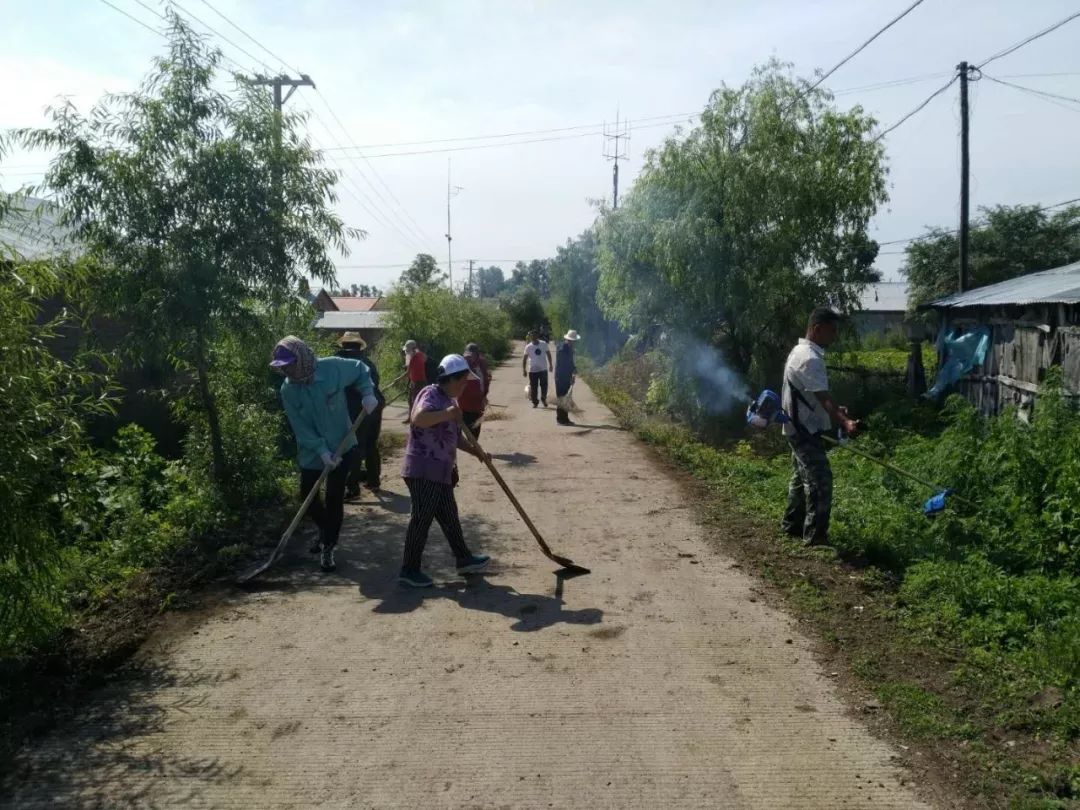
[280,357,374,470]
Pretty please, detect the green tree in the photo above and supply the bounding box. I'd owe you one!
[903,204,1080,310]
[597,60,886,377]
[507,259,551,298]
[547,228,625,361]
[476,265,505,298]
[399,253,446,291]
[14,14,355,486]
[499,286,546,336]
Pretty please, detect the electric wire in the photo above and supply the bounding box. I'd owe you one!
[873,76,957,141]
[978,10,1080,69]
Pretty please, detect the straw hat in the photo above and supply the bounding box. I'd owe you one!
[564,330,581,341]
[338,331,367,349]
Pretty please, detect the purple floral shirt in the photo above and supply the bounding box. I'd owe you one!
[401,385,459,485]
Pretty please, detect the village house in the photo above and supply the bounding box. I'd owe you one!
[310,290,389,348]
[926,260,1080,417]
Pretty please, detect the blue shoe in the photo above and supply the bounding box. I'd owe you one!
[456,554,491,574]
[399,568,434,588]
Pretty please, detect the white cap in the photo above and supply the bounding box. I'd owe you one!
[438,354,482,381]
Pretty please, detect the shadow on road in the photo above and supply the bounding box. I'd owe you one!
[490,452,538,467]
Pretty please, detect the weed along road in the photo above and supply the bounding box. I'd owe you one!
[4,355,933,809]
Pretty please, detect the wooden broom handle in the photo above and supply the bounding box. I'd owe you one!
[460,423,556,556]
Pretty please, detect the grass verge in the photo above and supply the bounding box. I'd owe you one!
[586,369,1080,810]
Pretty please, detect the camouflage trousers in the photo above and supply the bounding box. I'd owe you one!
[781,433,833,545]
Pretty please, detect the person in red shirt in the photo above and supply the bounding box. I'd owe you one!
[459,342,492,438]
[403,339,428,424]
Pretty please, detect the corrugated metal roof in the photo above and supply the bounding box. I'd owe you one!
[312,310,388,330]
[330,296,381,312]
[929,261,1080,308]
[857,282,908,312]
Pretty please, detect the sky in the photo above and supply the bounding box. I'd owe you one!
[2,0,1079,290]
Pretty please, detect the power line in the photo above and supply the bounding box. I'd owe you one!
[96,0,161,37]
[873,76,957,141]
[196,0,300,74]
[805,0,930,94]
[166,0,275,73]
[877,196,1080,247]
[312,90,435,245]
[978,10,1080,69]
[130,0,250,75]
[983,74,1080,110]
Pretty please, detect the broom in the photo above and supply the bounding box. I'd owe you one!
[460,423,590,575]
[237,375,409,584]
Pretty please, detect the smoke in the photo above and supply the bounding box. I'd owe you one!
[684,339,751,414]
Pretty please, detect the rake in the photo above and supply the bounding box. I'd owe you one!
[460,423,590,575]
[237,375,408,584]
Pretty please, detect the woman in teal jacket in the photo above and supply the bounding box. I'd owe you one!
[271,336,377,572]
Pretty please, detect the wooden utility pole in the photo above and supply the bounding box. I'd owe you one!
[958,61,972,293]
[250,74,315,281]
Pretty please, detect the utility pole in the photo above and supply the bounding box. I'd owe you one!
[445,159,464,291]
[250,74,315,282]
[958,61,974,293]
[468,259,475,298]
[603,110,630,209]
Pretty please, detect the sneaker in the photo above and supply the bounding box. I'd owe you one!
[345,486,361,500]
[557,419,575,426]
[309,532,324,554]
[320,545,337,572]
[532,402,538,409]
[541,399,548,408]
[364,481,381,492]
[399,568,434,588]
[456,554,491,574]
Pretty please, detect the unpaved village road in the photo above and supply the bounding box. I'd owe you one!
[3,353,933,809]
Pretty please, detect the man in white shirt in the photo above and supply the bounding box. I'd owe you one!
[522,331,553,408]
[781,307,860,546]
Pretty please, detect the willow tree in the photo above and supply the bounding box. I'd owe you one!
[16,13,358,485]
[598,60,887,377]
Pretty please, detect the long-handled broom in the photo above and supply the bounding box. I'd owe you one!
[237,374,409,584]
[460,423,590,575]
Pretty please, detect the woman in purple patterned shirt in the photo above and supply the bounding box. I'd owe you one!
[399,354,492,587]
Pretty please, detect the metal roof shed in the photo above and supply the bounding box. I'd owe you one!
[926,261,1080,416]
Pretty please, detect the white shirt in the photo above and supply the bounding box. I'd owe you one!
[782,338,831,437]
[523,341,550,373]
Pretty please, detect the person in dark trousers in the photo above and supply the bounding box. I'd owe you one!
[402,339,427,423]
[271,335,378,572]
[335,332,384,496]
[459,342,491,438]
[522,331,553,408]
[399,354,491,588]
[780,308,860,547]
[554,329,580,425]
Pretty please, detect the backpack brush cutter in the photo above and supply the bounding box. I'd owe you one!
[746,389,974,515]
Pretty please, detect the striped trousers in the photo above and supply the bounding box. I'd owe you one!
[403,477,472,571]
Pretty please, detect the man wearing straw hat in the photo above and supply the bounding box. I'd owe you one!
[336,332,384,496]
[554,330,581,426]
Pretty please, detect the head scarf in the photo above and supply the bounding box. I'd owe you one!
[273,335,317,384]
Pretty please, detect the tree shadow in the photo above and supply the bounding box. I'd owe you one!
[490,452,538,467]
[1,660,246,807]
[565,423,628,434]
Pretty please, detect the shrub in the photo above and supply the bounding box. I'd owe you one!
[375,286,513,380]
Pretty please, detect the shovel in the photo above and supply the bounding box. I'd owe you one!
[460,423,590,575]
[237,376,409,585]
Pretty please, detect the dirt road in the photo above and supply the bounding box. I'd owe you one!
[3,353,933,809]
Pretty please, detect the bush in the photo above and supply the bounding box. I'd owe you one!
[375,286,513,380]
[498,286,546,337]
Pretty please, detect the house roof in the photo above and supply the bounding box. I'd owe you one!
[330,296,381,312]
[856,282,908,313]
[929,261,1080,308]
[0,196,76,260]
[312,310,387,330]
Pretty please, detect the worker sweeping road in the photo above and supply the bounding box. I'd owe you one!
[335,332,384,496]
[780,308,860,547]
[399,354,492,588]
[271,335,378,573]
[554,329,580,426]
[460,342,492,438]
